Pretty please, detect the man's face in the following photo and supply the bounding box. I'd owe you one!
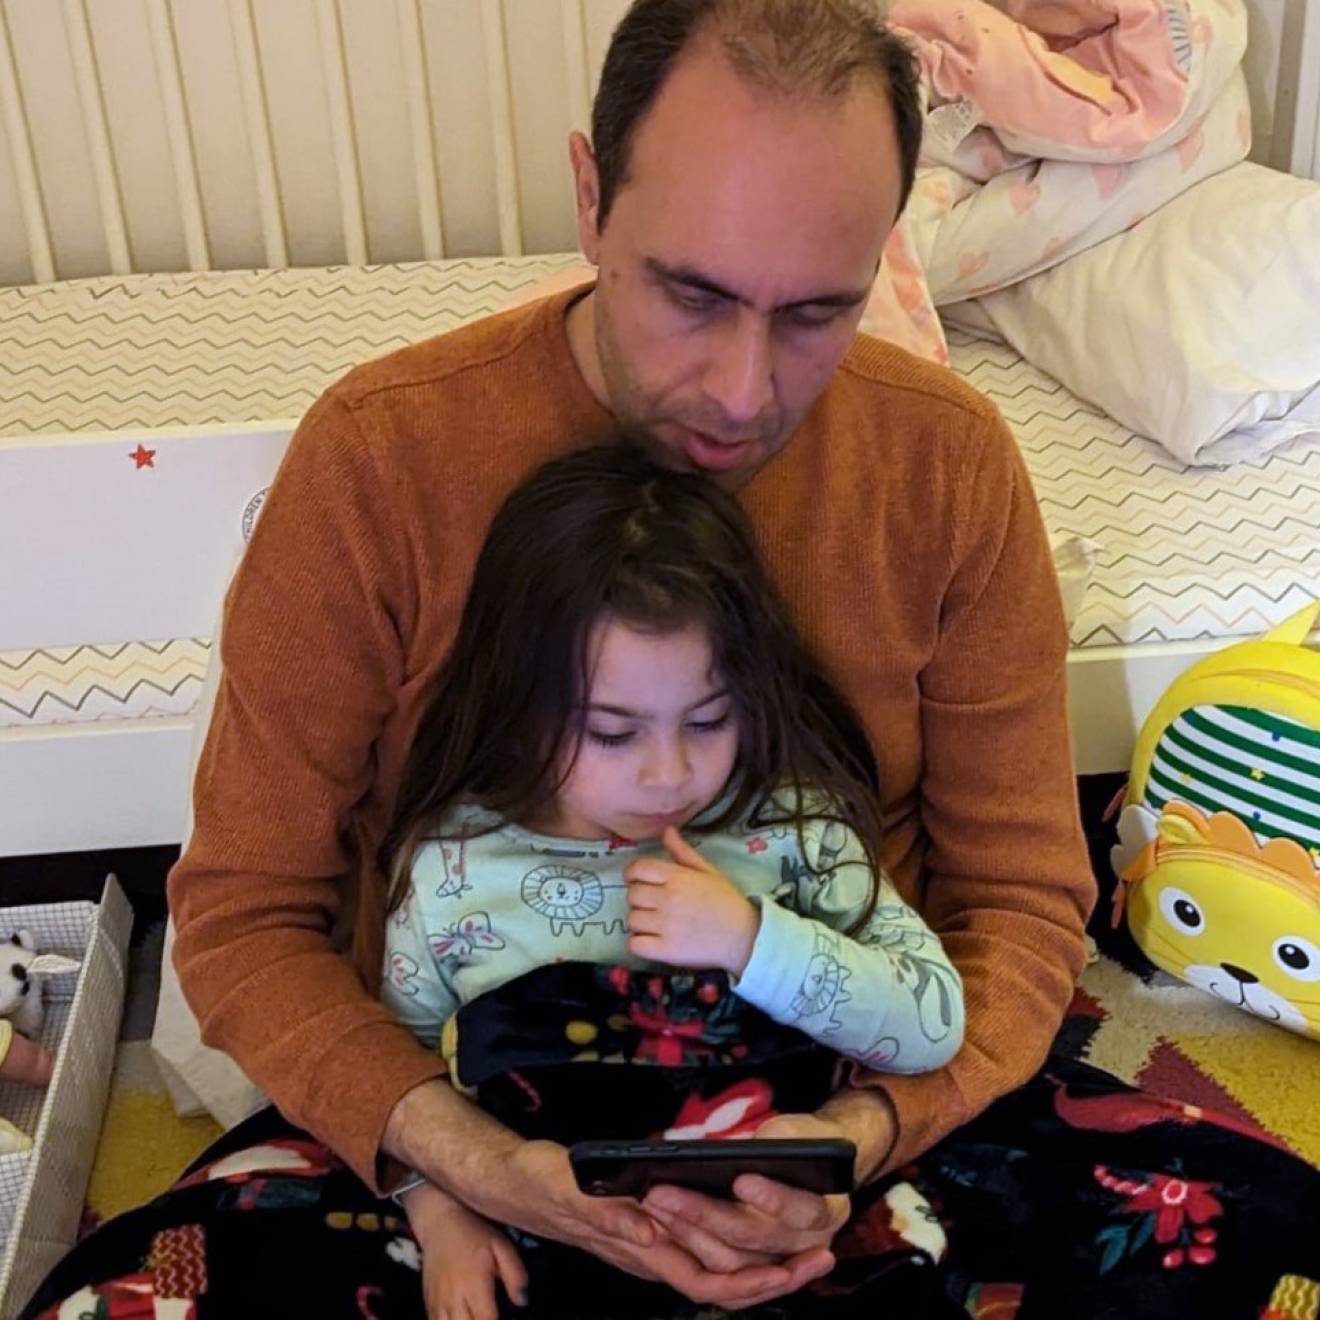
[568,42,904,488]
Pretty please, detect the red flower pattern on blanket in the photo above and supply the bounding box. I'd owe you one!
[664,1079,777,1140]
[1093,1163,1225,1273]
[628,1000,715,1067]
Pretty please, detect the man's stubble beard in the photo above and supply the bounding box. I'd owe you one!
[590,285,793,488]
[592,296,687,472]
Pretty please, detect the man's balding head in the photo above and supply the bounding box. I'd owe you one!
[590,0,922,229]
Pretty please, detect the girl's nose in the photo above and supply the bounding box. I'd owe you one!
[641,737,691,789]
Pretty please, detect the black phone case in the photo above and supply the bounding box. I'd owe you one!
[569,1137,856,1199]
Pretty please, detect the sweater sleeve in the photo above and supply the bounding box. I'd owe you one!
[168,391,445,1191]
[849,411,1095,1174]
[732,820,964,1073]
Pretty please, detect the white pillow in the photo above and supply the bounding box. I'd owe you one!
[957,162,1320,466]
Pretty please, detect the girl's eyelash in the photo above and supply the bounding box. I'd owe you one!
[689,712,732,733]
[586,712,731,747]
[588,730,634,747]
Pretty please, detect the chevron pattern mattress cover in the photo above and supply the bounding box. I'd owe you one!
[945,329,1320,651]
[4,260,1319,730]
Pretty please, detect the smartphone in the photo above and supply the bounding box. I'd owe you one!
[569,1137,856,1200]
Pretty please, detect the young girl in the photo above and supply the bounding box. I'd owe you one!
[379,444,964,1319]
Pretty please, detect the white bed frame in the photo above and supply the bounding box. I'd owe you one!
[2,0,1317,857]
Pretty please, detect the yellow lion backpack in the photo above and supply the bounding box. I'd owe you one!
[1110,599,1320,1042]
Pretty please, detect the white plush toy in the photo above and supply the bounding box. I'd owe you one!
[0,932,81,1155]
[0,930,82,1039]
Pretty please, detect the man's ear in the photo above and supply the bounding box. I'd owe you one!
[568,131,603,264]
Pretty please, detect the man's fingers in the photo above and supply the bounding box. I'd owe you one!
[777,1247,837,1296]
[579,1193,656,1248]
[646,1206,778,1273]
[693,1248,832,1311]
[713,1247,836,1312]
[647,1238,795,1307]
[644,1182,843,1255]
[732,1175,850,1233]
[642,1184,780,1253]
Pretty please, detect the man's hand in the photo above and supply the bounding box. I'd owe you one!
[639,1113,853,1278]
[497,1138,831,1309]
[814,1084,899,1185]
[385,1079,824,1310]
[624,827,760,974]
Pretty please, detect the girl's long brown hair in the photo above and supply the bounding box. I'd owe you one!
[382,444,885,930]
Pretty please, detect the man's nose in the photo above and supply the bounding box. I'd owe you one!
[703,309,775,429]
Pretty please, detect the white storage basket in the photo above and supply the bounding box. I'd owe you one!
[0,876,131,1318]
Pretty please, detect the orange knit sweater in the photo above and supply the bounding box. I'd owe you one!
[170,287,1095,1192]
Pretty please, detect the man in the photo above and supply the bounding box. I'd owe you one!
[168,0,1092,1312]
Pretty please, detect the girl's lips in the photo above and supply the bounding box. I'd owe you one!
[632,809,692,828]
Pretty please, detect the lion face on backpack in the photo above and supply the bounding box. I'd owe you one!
[1119,802,1320,1041]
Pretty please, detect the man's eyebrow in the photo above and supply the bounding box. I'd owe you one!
[645,257,869,311]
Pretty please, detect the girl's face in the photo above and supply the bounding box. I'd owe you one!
[539,617,740,841]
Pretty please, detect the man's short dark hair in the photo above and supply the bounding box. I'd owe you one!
[590,0,923,229]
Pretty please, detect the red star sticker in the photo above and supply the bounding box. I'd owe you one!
[130,444,156,469]
[746,836,768,854]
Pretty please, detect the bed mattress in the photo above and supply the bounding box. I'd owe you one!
[0,257,582,437]
[946,328,1320,650]
[1,257,579,733]
[4,262,1318,733]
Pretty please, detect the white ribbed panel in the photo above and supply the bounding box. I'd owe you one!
[314,0,367,265]
[0,0,1299,283]
[226,0,287,269]
[0,6,54,283]
[561,0,592,135]
[395,0,444,259]
[60,0,132,274]
[480,0,523,256]
[144,0,209,272]
[1292,0,1320,178]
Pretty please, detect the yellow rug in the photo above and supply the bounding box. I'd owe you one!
[86,1041,222,1225]
[1071,949,1320,1169]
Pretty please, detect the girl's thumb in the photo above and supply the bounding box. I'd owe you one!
[662,826,710,870]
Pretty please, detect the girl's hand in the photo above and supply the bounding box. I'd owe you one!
[402,1181,528,1320]
[624,827,760,974]
[0,1025,54,1086]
